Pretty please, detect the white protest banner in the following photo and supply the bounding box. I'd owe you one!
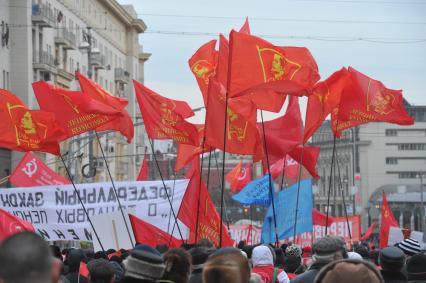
[0,180,189,241]
[388,226,404,246]
[230,224,261,245]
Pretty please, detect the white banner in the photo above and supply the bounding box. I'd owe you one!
[0,180,189,242]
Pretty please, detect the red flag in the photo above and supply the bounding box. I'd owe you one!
[269,155,302,181]
[334,67,414,136]
[0,89,65,155]
[256,96,303,162]
[303,68,350,143]
[9,152,70,187]
[312,209,335,226]
[239,17,251,34]
[134,81,199,146]
[227,30,319,98]
[0,208,35,242]
[79,262,89,278]
[189,40,218,106]
[205,78,260,155]
[76,72,134,143]
[32,81,120,139]
[129,214,182,248]
[380,191,399,248]
[137,153,149,181]
[360,223,375,241]
[288,146,320,179]
[226,161,251,193]
[178,157,234,247]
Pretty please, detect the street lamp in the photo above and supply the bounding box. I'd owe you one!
[417,172,425,233]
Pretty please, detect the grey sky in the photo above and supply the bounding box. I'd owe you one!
[119,0,426,122]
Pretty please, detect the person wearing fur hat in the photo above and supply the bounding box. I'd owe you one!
[188,247,211,283]
[157,248,192,283]
[251,245,290,283]
[203,247,251,283]
[314,259,384,283]
[121,245,165,283]
[290,236,347,283]
[406,253,426,283]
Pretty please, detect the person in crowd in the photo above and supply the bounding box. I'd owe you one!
[238,240,246,250]
[355,245,370,261]
[347,251,363,260]
[157,248,192,283]
[397,238,422,258]
[156,244,169,255]
[379,247,408,283]
[87,259,115,283]
[251,245,290,283]
[121,245,165,283]
[197,238,214,248]
[109,259,124,283]
[370,249,381,266]
[275,248,286,269]
[0,232,62,283]
[65,249,88,283]
[314,259,385,283]
[188,246,210,283]
[406,253,426,283]
[290,236,347,283]
[302,246,313,267]
[203,247,251,283]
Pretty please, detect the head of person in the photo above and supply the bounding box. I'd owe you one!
[50,245,62,261]
[67,248,88,272]
[285,245,302,258]
[122,245,165,283]
[379,247,405,271]
[197,238,214,248]
[397,238,422,257]
[406,253,426,281]
[189,246,210,273]
[354,245,370,260]
[312,235,347,264]
[314,259,384,283]
[160,248,192,283]
[238,240,246,250]
[203,247,250,283]
[251,245,274,267]
[0,232,61,283]
[87,259,115,283]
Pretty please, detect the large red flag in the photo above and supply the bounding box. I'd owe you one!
[10,152,70,187]
[226,161,251,193]
[134,81,199,146]
[0,89,65,155]
[189,40,218,106]
[205,78,260,156]
[312,209,336,226]
[303,68,350,143]
[227,30,319,98]
[76,72,134,143]
[32,81,120,139]
[0,208,35,242]
[136,153,149,181]
[178,158,234,247]
[288,145,320,179]
[380,191,399,248]
[360,223,375,241]
[129,214,182,248]
[334,67,414,136]
[270,155,300,181]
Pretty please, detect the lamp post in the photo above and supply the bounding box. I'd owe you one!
[417,172,425,233]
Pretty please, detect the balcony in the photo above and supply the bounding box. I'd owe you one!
[31,3,55,28]
[55,28,76,50]
[91,53,105,69]
[114,68,129,84]
[33,50,57,74]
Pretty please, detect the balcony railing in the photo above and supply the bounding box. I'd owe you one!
[55,28,76,50]
[32,3,55,28]
[33,50,57,72]
[91,53,105,69]
[114,68,129,83]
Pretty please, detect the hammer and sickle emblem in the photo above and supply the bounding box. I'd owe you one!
[21,158,38,177]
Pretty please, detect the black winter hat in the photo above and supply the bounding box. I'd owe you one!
[407,253,426,280]
[380,247,405,270]
[189,247,209,270]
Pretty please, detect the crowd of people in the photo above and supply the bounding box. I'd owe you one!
[0,232,425,283]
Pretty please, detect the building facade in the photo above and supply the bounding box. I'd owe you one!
[311,101,426,232]
[0,0,150,186]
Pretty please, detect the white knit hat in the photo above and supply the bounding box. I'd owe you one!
[397,238,422,256]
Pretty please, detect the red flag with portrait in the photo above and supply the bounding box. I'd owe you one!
[134,81,199,146]
[0,89,65,155]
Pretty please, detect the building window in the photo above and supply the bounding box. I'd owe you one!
[386,129,398,136]
[398,144,426,151]
[398,172,419,179]
[386,157,398,165]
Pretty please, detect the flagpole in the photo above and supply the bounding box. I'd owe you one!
[336,154,352,240]
[293,144,305,240]
[260,110,279,247]
[325,136,337,234]
[206,150,213,191]
[194,149,206,243]
[95,133,134,248]
[148,138,185,242]
[279,157,287,190]
[59,155,105,252]
[167,173,177,234]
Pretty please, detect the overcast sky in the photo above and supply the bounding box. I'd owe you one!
[119,0,426,122]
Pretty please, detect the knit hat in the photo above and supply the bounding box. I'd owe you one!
[314,259,384,283]
[286,245,302,257]
[406,253,426,280]
[397,238,422,256]
[189,247,210,270]
[123,245,165,281]
[379,247,405,270]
